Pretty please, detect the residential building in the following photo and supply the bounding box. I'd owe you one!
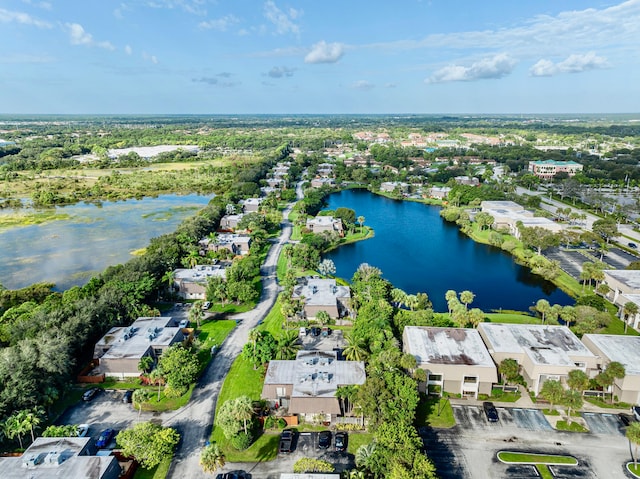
[262,350,366,420]
[582,334,640,403]
[199,233,252,256]
[240,197,263,213]
[602,270,640,322]
[477,323,598,395]
[403,326,498,398]
[480,200,564,238]
[292,277,351,319]
[219,214,244,231]
[266,177,285,188]
[380,181,409,193]
[93,317,185,378]
[173,264,227,299]
[454,176,480,186]
[305,216,344,236]
[310,177,336,188]
[528,160,584,180]
[0,437,121,479]
[427,186,451,199]
[317,163,334,177]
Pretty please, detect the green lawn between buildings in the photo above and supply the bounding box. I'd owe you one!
[497,451,577,465]
[415,396,456,429]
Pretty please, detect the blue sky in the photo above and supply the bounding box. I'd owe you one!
[1,0,639,114]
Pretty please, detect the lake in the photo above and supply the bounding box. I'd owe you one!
[324,189,573,312]
[0,194,212,290]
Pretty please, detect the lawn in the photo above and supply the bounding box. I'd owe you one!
[347,432,374,455]
[497,451,577,465]
[138,384,195,412]
[132,455,172,479]
[584,397,631,409]
[415,396,456,428]
[602,317,640,336]
[198,319,237,348]
[209,302,255,314]
[484,312,538,324]
[258,295,291,337]
[628,463,640,477]
[555,420,588,432]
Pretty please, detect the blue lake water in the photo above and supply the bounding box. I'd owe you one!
[0,194,212,290]
[324,189,573,312]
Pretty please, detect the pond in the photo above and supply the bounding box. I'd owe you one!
[323,189,573,312]
[0,194,212,290]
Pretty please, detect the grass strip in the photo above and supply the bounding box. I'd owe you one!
[497,451,577,465]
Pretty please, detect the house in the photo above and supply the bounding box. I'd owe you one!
[0,437,121,479]
[173,264,228,299]
[317,163,334,177]
[266,177,285,188]
[200,233,252,256]
[240,197,263,213]
[427,186,451,199]
[292,277,351,319]
[403,326,497,398]
[93,317,185,378]
[480,200,565,238]
[380,181,409,193]
[477,323,598,395]
[310,177,336,188]
[528,160,583,180]
[582,334,640,403]
[305,216,344,236]
[262,350,366,420]
[602,270,640,325]
[219,214,244,231]
[454,176,480,186]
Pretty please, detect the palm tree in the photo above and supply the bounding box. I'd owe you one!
[275,331,299,360]
[343,332,368,362]
[391,288,407,309]
[622,302,639,334]
[232,396,254,435]
[535,299,551,324]
[132,389,150,419]
[627,422,640,466]
[200,443,226,474]
[4,412,28,449]
[539,379,564,412]
[445,290,458,315]
[22,409,44,443]
[189,300,205,329]
[316,310,331,326]
[355,442,377,471]
[567,370,590,393]
[357,215,365,234]
[336,385,358,416]
[138,355,154,374]
[459,290,475,310]
[562,389,583,425]
[604,361,626,403]
[162,270,176,293]
[405,294,419,311]
[149,367,165,402]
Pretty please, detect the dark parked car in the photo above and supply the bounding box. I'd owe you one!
[96,428,115,448]
[619,413,634,427]
[82,387,100,402]
[334,431,347,452]
[311,327,321,337]
[629,242,638,249]
[122,390,134,403]
[632,406,640,422]
[279,430,295,453]
[483,401,499,422]
[318,430,331,449]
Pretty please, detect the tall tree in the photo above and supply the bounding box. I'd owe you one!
[622,301,639,334]
[627,422,640,466]
[116,422,180,469]
[498,359,519,385]
[562,390,583,425]
[567,370,590,393]
[535,299,551,324]
[200,443,226,474]
[539,379,564,411]
[459,291,475,310]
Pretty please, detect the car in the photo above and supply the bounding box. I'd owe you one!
[203,301,211,310]
[299,326,307,337]
[179,319,189,328]
[82,387,100,402]
[77,424,90,437]
[96,428,115,448]
[279,430,295,453]
[311,327,321,337]
[318,430,331,449]
[334,431,347,452]
[619,413,634,427]
[632,405,640,422]
[122,390,133,403]
[629,242,638,249]
[483,401,499,422]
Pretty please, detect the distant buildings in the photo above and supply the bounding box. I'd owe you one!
[528,160,583,180]
[380,181,409,193]
[480,200,564,238]
[219,214,244,232]
[240,198,263,213]
[199,233,252,256]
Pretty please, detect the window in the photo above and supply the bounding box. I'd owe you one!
[463,376,478,383]
[428,374,443,382]
[276,387,286,397]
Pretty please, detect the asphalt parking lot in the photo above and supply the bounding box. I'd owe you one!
[424,406,631,479]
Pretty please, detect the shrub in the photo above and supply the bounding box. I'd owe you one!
[230,432,253,451]
[502,240,518,252]
[293,458,335,473]
[277,418,288,429]
[263,416,275,429]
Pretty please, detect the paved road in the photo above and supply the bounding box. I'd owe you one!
[165,185,302,479]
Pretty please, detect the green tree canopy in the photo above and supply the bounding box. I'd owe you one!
[116,422,180,469]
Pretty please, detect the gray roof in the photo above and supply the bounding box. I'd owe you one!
[306,216,341,228]
[404,326,495,367]
[0,437,118,479]
[292,278,350,306]
[174,264,227,282]
[478,323,595,366]
[264,350,365,398]
[604,270,640,290]
[583,334,640,376]
[95,317,181,360]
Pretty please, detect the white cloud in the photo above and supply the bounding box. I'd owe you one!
[266,66,295,78]
[530,51,609,77]
[351,80,374,91]
[304,41,344,64]
[192,76,241,87]
[384,83,397,88]
[426,53,516,83]
[66,23,115,50]
[264,0,301,36]
[0,7,51,28]
[20,0,52,10]
[124,45,133,55]
[199,14,239,31]
[142,51,158,64]
[144,0,209,16]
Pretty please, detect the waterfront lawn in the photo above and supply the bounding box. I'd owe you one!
[485,312,537,324]
[415,395,456,428]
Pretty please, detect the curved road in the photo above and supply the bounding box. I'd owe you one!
[166,184,302,479]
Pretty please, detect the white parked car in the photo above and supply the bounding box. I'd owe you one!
[77,424,90,437]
